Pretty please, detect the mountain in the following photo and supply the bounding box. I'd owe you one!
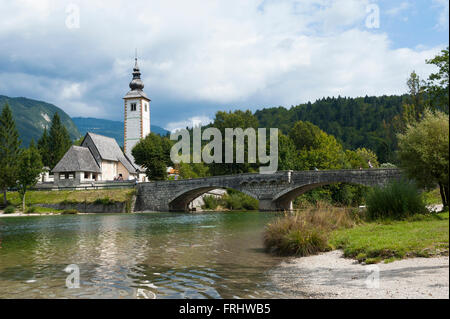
[0,95,81,147]
[72,117,169,146]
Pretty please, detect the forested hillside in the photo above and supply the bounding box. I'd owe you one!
[0,95,81,147]
[255,95,407,163]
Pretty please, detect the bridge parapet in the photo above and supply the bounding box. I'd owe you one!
[134,169,402,212]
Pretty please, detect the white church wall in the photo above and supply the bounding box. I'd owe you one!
[125,98,141,159]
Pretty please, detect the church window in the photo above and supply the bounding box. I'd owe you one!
[145,103,147,112]
[131,103,137,111]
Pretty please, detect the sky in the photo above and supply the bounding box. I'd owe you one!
[0,0,448,132]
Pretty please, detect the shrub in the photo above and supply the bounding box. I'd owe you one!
[60,199,79,205]
[222,190,259,211]
[4,205,16,214]
[93,197,115,205]
[365,180,427,220]
[25,206,37,214]
[202,195,221,210]
[264,204,356,256]
[61,209,78,214]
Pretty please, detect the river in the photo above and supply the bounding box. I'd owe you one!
[0,212,290,299]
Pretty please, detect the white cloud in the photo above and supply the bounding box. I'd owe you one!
[0,0,446,126]
[165,116,213,133]
[433,0,449,30]
[61,83,84,99]
[386,1,411,16]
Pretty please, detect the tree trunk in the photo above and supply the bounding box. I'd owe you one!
[3,188,7,206]
[22,193,26,213]
[444,184,449,208]
[438,182,448,208]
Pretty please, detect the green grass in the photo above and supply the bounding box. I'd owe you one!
[6,189,135,207]
[330,212,449,263]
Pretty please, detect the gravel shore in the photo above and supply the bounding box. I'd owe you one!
[270,250,449,299]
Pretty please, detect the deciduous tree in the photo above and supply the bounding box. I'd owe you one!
[397,111,449,207]
[132,133,168,180]
[17,141,43,212]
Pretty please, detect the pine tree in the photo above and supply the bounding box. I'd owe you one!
[37,127,51,167]
[0,103,21,206]
[48,113,72,169]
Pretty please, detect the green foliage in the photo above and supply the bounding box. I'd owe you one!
[425,47,449,113]
[222,189,259,210]
[201,190,258,211]
[178,162,210,179]
[277,133,297,170]
[17,141,43,211]
[365,180,427,220]
[47,113,72,169]
[208,110,259,175]
[202,195,221,210]
[93,197,116,205]
[397,111,449,206]
[6,189,134,206]
[255,95,408,163]
[37,128,51,167]
[289,121,347,170]
[25,206,37,214]
[0,103,22,205]
[4,205,15,214]
[132,133,171,180]
[289,120,324,150]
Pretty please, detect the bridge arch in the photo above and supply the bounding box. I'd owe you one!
[168,185,258,211]
[272,181,371,210]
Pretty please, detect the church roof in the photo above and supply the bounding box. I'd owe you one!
[83,132,138,174]
[52,145,101,173]
[124,57,150,100]
[123,89,150,100]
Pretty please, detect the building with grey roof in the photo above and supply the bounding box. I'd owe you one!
[52,132,140,186]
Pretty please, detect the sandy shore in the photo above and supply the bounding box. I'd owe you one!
[270,250,449,299]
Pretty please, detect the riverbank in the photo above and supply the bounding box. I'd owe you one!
[270,250,449,299]
[1,188,136,214]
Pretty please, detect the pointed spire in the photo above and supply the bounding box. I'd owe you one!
[129,51,144,91]
[134,48,139,70]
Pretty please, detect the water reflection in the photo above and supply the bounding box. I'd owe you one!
[0,212,288,299]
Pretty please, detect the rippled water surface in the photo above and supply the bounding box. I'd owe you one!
[0,212,288,299]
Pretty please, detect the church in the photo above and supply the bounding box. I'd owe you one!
[52,58,151,186]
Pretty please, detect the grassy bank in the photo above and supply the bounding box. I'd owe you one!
[4,188,136,213]
[264,183,449,263]
[264,203,359,256]
[330,211,449,263]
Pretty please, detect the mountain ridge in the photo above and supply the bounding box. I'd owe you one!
[0,95,81,147]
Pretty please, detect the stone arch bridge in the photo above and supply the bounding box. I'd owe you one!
[134,169,402,212]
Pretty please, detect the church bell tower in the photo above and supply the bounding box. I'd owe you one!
[123,56,151,162]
